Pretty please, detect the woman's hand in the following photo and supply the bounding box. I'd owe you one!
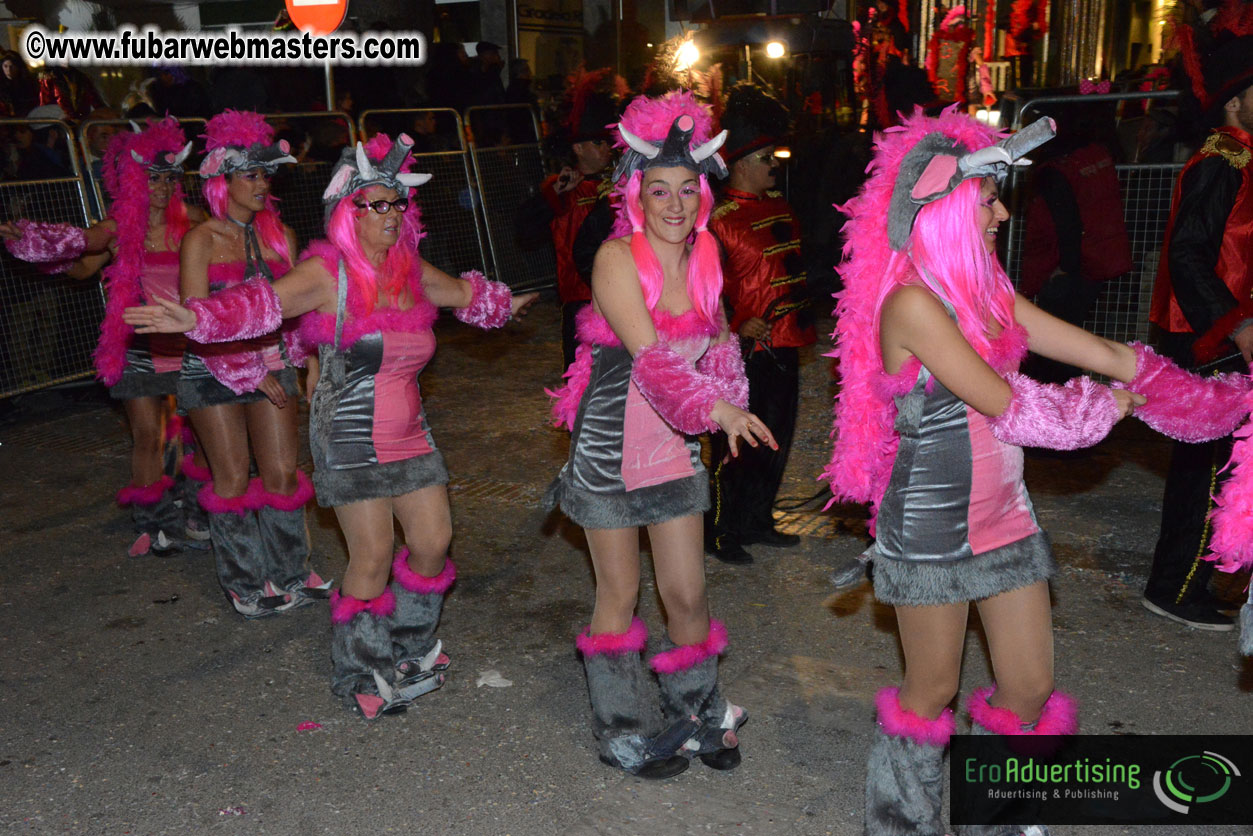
[0,222,22,240]
[511,291,538,319]
[123,295,197,334]
[711,401,778,458]
[553,166,584,195]
[1113,388,1146,419]
[739,317,771,342]
[258,373,288,408]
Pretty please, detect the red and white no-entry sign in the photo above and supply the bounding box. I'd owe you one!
[284,0,348,36]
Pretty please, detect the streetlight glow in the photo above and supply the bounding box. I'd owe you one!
[676,40,700,70]
[765,41,786,59]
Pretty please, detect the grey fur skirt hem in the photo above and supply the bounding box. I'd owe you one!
[177,364,298,410]
[545,470,709,529]
[872,531,1056,606]
[110,370,179,400]
[314,450,449,508]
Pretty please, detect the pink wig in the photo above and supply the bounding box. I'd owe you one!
[201,110,291,266]
[94,117,195,385]
[823,107,1024,518]
[610,91,724,329]
[325,133,426,316]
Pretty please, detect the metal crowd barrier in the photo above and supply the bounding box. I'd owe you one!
[1002,90,1184,344]
[0,118,101,398]
[465,104,557,292]
[263,111,356,248]
[358,108,490,278]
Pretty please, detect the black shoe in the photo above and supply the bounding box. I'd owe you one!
[599,754,690,780]
[743,528,801,548]
[1141,596,1235,631]
[708,540,753,565]
[699,747,742,771]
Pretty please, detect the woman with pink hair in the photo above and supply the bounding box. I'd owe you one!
[126,132,535,719]
[830,109,1249,835]
[546,91,774,779]
[0,116,209,557]
[178,109,327,619]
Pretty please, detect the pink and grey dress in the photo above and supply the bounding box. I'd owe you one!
[546,307,717,529]
[868,305,1055,606]
[108,251,187,400]
[177,258,299,409]
[294,242,449,508]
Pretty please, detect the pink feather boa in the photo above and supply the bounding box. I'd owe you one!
[649,619,728,674]
[330,588,396,624]
[202,109,273,152]
[576,616,648,657]
[1207,387,1253,573]
[292,239,438,353]
[181,453,212,482]
[967,687,1078,736]
[547,304,722,430]
[874,687,955,746]
[824,108,1012,522]
[1113,342,1251,443]
[391,550,456,594]
[454,270,512,329]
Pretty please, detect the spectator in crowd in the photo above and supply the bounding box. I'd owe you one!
[150,65,212,119]
[0,51,39,118]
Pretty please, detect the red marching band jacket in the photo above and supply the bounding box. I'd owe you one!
[1149,126,1253,362]
[541,173,601,305]
[709,188,816,350]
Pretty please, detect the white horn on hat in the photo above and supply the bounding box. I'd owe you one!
[617,123,660,159]
[354,142,376,180]
[172,141,192,166]
[691,129,728,163]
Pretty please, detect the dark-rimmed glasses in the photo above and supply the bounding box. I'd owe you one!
[354,198,410,215]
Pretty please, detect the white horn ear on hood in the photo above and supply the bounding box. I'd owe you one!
[129,120,142,133]
[690,129,728,162]
[354,142,376,179]
[397,172,432,187]
[959,145,1012,171]
[172,141,192,165]
[617,123,660,159]
[130,149,147,164]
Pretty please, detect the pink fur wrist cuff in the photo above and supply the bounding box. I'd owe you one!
[631,341,723,435]
[186,280,283,344]
[696,340,749,409]
[1113,342,1251,443]
[989,372,1121,450]
[454,270,512,329]
[4,219,86,273]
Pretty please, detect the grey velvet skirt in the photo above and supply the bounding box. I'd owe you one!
[544,470,710,530]
[177,356,299,411]
[871,530,1057,607]
[313,450,450,508]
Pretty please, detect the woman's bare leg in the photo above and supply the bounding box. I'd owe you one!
[648,514,710,645]
[188,403,249,497]
[585,527,642,635]
[334,497,397,600]
[244,397,299,495]
[392,485,452,576]
[975,580,1055,723]
[123,396,166,486]
[896,601,970,719]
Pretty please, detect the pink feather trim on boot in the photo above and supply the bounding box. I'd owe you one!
[198,483,251,515]
[631,342,723,435]
[696,340,749,409]
[391,550,456,594]
[244,470,313,511]
[989,372,1120,450]
[454,271,512,329]
[967,687,1078,735]
[116,475,174,507]
[649,619,728,673]
[1113,342,1251,443]
[329,588,396,624]
[576,616,648,657]
[874,687,955,746]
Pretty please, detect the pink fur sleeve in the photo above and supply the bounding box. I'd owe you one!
[631,342,722,435]
[988,372,1121,450]
[454,270,512,329]
[4,219,86,274]
[1113,342,1251,442]
[186,280,284,344]
[695,340,749,409]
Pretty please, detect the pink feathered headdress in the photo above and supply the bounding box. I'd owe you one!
[822,107,1026,521]
[94,117,193,385]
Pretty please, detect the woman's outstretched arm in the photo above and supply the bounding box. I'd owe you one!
[1013,293,1138,382]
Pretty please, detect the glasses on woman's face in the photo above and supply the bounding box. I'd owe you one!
[354,197,409,215]
[148,172,181,186]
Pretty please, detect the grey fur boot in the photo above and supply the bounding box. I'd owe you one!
[865,687,954,836]
[180,452,212,543]
[954,687,1078,836]
[248,473,329,608]
[389,550,454,683]
[650,618,746,770]
[118,476,182,556]
[1241,585,1253,657]
[577,617,690,779]
[200,484,287,619]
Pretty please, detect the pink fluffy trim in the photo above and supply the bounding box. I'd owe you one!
[200,350,271,395]
[989,372,1120,450]
[1114,342,1251,443]
[245,470,313,511]
[874,687,956,746]
[202,109,274,152]
[198,482,252,515]
[181,454,212,483]
[187,280,284,344]
[968,687,1078,736]
[454,271,512,329]
[116,475,174,507]
[576,616,648,657]
[547,341,594,431]
[1206,387,1253,572]
[631,342,722,435]
[329,588,396,624]
[649,619,728,674]
[391,550,456,595]
[4,220,86,271]
[696,340,749,409]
